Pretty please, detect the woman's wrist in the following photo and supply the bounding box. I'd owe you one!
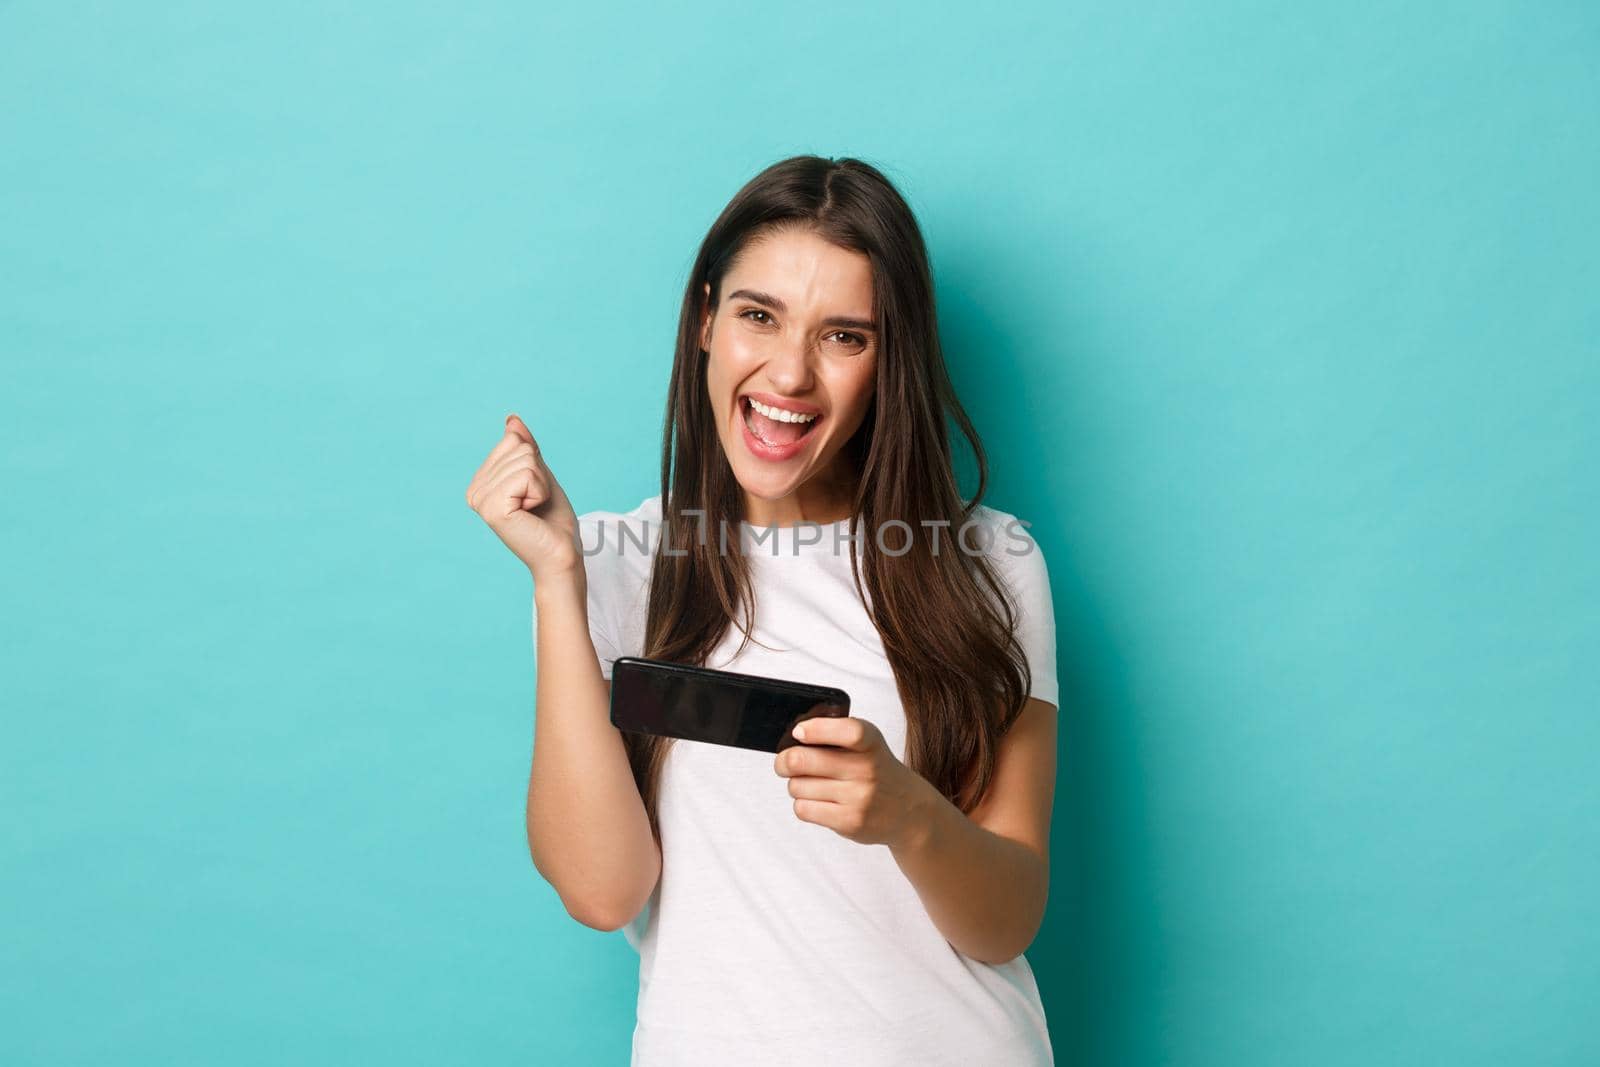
[888,776,945,857]
[533,566,587,608]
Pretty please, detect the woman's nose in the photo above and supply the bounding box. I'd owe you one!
[764,336,815,392]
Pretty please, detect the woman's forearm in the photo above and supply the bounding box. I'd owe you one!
[526,571,660,930]
[888,789,1049,965]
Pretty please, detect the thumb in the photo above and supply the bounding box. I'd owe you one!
[506,412,535,446]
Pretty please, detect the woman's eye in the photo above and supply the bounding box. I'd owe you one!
[737,311,866,351]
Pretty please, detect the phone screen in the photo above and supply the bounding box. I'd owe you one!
[610,658,850,753]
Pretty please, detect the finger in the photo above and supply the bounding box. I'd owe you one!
[791,714,874,751]
[792,798,858,835]
[506,413,538,450]
[470,419,525,482]
[491,467,549,517]
[775,744,858,781]
[509,414,574,510]
[785,776,852,803]
[502,414,575,515]
[468,436,526,500]
[469,454,540,512]
[499,422,563,492]
[480,447,540,496]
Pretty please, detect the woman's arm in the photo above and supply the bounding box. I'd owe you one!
[526,573,661,931]
[466,414,659,932]
[887,696,1056,964]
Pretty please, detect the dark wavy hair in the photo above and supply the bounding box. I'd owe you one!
[627,154,1032,838]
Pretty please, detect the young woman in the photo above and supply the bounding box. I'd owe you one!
[466,155,1059,1065]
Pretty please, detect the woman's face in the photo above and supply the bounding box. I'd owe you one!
[700,227,879,518]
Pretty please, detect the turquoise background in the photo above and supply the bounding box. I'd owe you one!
[3,2,1596,1063]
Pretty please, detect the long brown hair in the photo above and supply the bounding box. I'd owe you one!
[625,155,1032,838]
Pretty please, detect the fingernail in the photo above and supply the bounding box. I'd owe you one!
[792,723,806,741]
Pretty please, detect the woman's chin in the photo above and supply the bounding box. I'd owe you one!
[730,465,803,503]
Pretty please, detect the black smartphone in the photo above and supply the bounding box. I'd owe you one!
[609,656,851,753]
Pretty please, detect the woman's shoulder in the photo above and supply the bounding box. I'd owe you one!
[964,502,1044,560]
[961,503,1052,607]
[968,504,1058,706]
[576,492,663,529]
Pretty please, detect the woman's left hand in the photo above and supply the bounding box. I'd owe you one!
[774,716,936,848]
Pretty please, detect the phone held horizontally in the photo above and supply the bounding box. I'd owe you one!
[609,657,851,753]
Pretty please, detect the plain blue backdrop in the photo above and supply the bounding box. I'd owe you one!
[3,2,1596,1063]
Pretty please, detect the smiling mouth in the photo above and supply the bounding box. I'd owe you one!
[741,395,823,448]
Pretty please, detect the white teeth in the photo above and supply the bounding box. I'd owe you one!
[747,397,819,424]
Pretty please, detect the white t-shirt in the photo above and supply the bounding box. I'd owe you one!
[562,493,1059,1066]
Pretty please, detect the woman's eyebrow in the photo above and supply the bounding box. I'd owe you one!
[727,288,877,333]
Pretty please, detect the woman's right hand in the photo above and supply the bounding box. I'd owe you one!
[466,414,582,584]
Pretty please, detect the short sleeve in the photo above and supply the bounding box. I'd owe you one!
[991,515,1060,709]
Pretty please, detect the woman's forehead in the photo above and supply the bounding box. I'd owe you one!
[725,230,874,311]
